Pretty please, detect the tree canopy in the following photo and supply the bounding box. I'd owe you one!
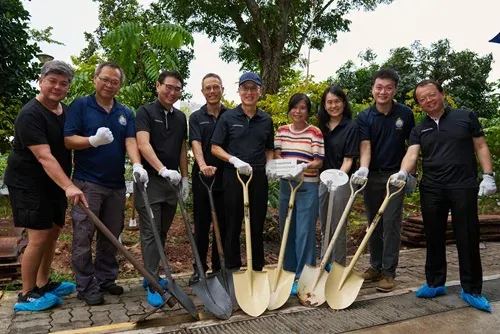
[150,0,393,94]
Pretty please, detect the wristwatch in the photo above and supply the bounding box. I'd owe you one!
[484,172,495,177]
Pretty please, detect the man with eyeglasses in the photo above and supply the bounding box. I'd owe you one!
[188,73,227,283]
[211,72,274,272]
[390,79,496,311]
[64,61,148,306]
[133,70,189,306]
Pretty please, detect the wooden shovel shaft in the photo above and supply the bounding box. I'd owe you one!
[236,171,254,274]
[79,203,175,307]
[338,180,405,289]
[273,176,304,291]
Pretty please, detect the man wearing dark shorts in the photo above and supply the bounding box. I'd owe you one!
[5,60,87,312]
[64,62,148,305]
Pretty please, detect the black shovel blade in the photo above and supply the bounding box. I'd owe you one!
[191,276,232,320]
[215,269,238,311]
[167,279,200,320]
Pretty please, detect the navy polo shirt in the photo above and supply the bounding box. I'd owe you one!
[357,102,415,171]
[64,94,136,188]
[322,117,359,175]
[409,108,483,189]
[189,104,226,188]
[210,104,274,169]
[135,100,187,174]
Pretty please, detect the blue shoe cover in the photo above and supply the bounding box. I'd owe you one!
[415,284,446,298]
[147,288,164,307]
[14,293,62,312]
[325,263,332,273]
[142,278,168,290]
[290,280,298,296]
[461,290,492,312]
[50,282,76,297]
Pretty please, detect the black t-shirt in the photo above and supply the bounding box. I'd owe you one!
[135,100,187,174]
[322,117,359,174]
[189,104,226,188]
[409,108,483,189]
[210,105,274,169]
[357,102,415,171]
[5,98,71,195]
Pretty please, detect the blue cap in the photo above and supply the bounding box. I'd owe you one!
[239,72,262,86]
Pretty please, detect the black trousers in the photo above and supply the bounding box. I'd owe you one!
[420,185,482,294]
[192,173,225,273]
[223,168,268,270]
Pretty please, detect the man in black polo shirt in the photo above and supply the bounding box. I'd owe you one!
[352,68,415,292]
[189,73,227,282]
[391,80,496,311]
[5,60,87,312]
[133,70,189,306]
[211,72,274,271]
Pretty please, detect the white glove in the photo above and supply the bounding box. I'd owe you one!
[132,163,149,187]
[159,167,181,185]
[479,174,497,196]
[180,177,189,201]
[352,167,369,185]
[229,156,252,175]
[325,181,338,193]
[89,127,114,147]
[389,170,408,187]
[283,163,308,179]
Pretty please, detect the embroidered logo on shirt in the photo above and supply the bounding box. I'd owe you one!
[199,121,210,125]
[119,115,127,126]
[154,119,164,123]
[395,117,404,129]
[232,124,244,128]
[421,128,434,133]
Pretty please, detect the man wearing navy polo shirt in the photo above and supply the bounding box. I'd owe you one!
[133,70,189,306]
[64,62,148,305]
[211,72,274,271]
[352,68,415,292]
[189,73,227,283]
[391,80,496,311]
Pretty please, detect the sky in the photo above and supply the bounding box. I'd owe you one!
[23,0,500,105]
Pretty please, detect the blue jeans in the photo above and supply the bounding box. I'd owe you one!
[278,179,319,278]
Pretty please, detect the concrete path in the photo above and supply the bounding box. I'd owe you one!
[1,242,500,334]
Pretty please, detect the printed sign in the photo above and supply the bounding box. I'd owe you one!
[266,158,298,176]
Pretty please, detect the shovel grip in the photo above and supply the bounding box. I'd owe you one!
[79,203,176,307]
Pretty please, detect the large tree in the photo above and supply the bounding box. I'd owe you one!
[149,0,393,95]
[0,0,41,152]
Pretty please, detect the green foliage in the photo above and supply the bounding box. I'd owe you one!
[331,39,498,118]
[151,0,393,94]
[30,26,64,45]
[481,116,500,178]
[268,180,280,210]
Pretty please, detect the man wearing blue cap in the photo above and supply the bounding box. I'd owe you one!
[211,72,274,271]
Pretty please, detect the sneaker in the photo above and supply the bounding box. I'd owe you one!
[415,284,446,298]
[376,275,395,292]
[325,263,332,273]
[146,287,164,307]
[290,280,298,296]
[77,292,104,306]
[360,268,382,282]
[460,289,492,312]
[14,288,62,312]
[189,272,200,285]
[99,283,124,295]
[39,280,76,297]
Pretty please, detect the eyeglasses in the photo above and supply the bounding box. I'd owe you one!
[239,85,259,93]
[160,83,182,94]
[203,84,222,92]
[98,76,121,87]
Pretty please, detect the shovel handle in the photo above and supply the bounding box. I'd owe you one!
[339,178,405,288]
[273,176,303,290]
[79,202,176,307]
[236,170,254,272]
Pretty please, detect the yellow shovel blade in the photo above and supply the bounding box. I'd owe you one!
[325,262,364,310]
[267,268,295,310]
[233,270,270,317]
[297,264,328,307]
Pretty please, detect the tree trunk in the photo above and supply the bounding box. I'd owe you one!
[260,46,282,95]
